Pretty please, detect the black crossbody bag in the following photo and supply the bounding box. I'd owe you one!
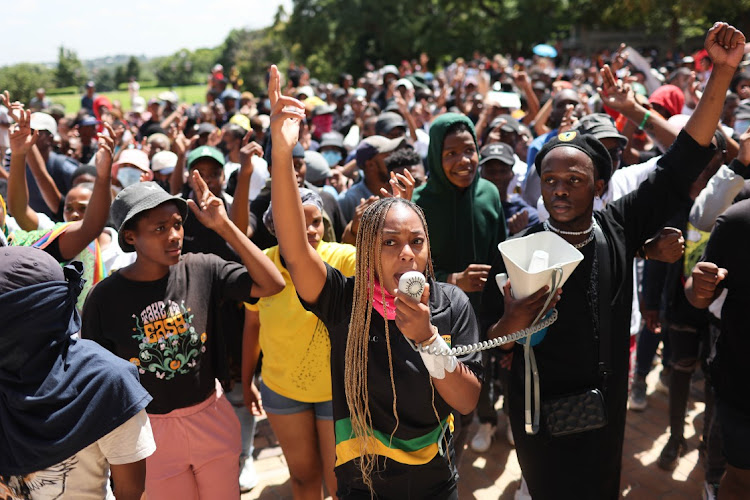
[542,223,611,437]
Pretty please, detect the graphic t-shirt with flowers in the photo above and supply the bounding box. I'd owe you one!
[81,253,254,414]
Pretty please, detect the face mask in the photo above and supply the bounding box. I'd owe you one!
[321,150,342,167]
[117,166,143,188]
[263,99,271,111]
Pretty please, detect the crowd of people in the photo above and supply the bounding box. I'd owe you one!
[1,20,750,500]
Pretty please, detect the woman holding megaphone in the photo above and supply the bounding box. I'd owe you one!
[266,64,482,499]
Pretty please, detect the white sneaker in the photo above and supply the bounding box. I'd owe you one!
[514,477,532,500]
[470,422,496,453]
[239,456,258,492]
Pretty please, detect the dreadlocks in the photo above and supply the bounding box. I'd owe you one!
[344,197,436,490]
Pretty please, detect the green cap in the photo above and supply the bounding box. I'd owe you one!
[187,146,225,170]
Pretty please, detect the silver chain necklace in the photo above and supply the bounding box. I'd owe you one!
[543,217,595,236]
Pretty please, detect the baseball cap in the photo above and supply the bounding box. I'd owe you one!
[375,112,407,136]
[535,130,612,182]
[312,103,336,116]
[479,143,515,166]
[158,91,178,104]
[195,123,218,136]
[489,114,521,134]
[229,114,251,131]
[78,115,98,127]
[304,150,333,183]
[0,246,65,295]
[131,96,146,114]
[574,113,628,147]
[30,112,57,136]
[113,149,153,185]
[110,182,188,252]
[151,151,178,175]
[296,86,315,99]
[187,146,225,170]
[319,131,345,150]
[381,65,399,77]
[395,78,414,90]
[221,89,240,101]
[356,135,406,168]
[85,81,95,89]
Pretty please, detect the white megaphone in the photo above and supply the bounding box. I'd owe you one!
[497,232,584,298]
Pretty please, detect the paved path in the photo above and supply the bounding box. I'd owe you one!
[242,367,709,499]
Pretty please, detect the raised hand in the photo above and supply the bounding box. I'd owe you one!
[557,104,578,134]
[453,263,492,293]
[8,107,38,155]
[238,130,262,177]
[507,210,530,235]
[268,65,306,152]
[94,123,115,179]
[597,65,636,114]
[610,43,629,72]
[704,22,746,69]
[186,170,230,232]
[380,169,415,200]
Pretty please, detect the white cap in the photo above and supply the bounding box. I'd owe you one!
[131,96,146,114]
[30,112,57,136]
[395,78,414,90]
[151,150,178,174]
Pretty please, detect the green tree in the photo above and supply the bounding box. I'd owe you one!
[0,63,54,104]
[94,67,116,92]
[154,50,198,87]
[126,56,141,80]
[55,46,86,88]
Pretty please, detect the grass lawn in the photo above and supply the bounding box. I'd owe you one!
[51,84,207,114]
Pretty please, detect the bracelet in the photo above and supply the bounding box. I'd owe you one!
[638,110,651,131]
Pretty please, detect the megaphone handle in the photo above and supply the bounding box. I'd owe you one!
[408,267,565,357]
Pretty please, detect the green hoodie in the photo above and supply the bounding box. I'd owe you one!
[412,113,506,305]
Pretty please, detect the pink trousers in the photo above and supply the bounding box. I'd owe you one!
[145,380,241,499]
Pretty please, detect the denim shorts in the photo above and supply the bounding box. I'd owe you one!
[260,381,333,420]
[717,397,750,469]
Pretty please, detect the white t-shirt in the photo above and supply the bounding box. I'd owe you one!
[0,410,155,500]
[100,227,137,274]
[223,155,270,201]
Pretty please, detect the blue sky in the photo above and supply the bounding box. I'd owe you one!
[1,0,292,66]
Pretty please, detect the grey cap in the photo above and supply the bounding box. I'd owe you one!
[111,182,188,253]
[573,113,628,147]
[479,143,515,166]
[375,112,407,136]
[489,114,521,134]
[304,150,333,183]
[355,135,406,168]
[319,131,345,150]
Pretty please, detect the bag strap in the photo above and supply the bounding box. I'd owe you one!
[593,222,612,389]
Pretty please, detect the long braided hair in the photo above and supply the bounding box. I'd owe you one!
[344,197,436,490]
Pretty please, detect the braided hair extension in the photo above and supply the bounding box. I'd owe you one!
[345,197,438,491]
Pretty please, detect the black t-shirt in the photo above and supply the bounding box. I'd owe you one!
[301,264,482,496]
[701,198,750,414]
[81,253,254,414]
